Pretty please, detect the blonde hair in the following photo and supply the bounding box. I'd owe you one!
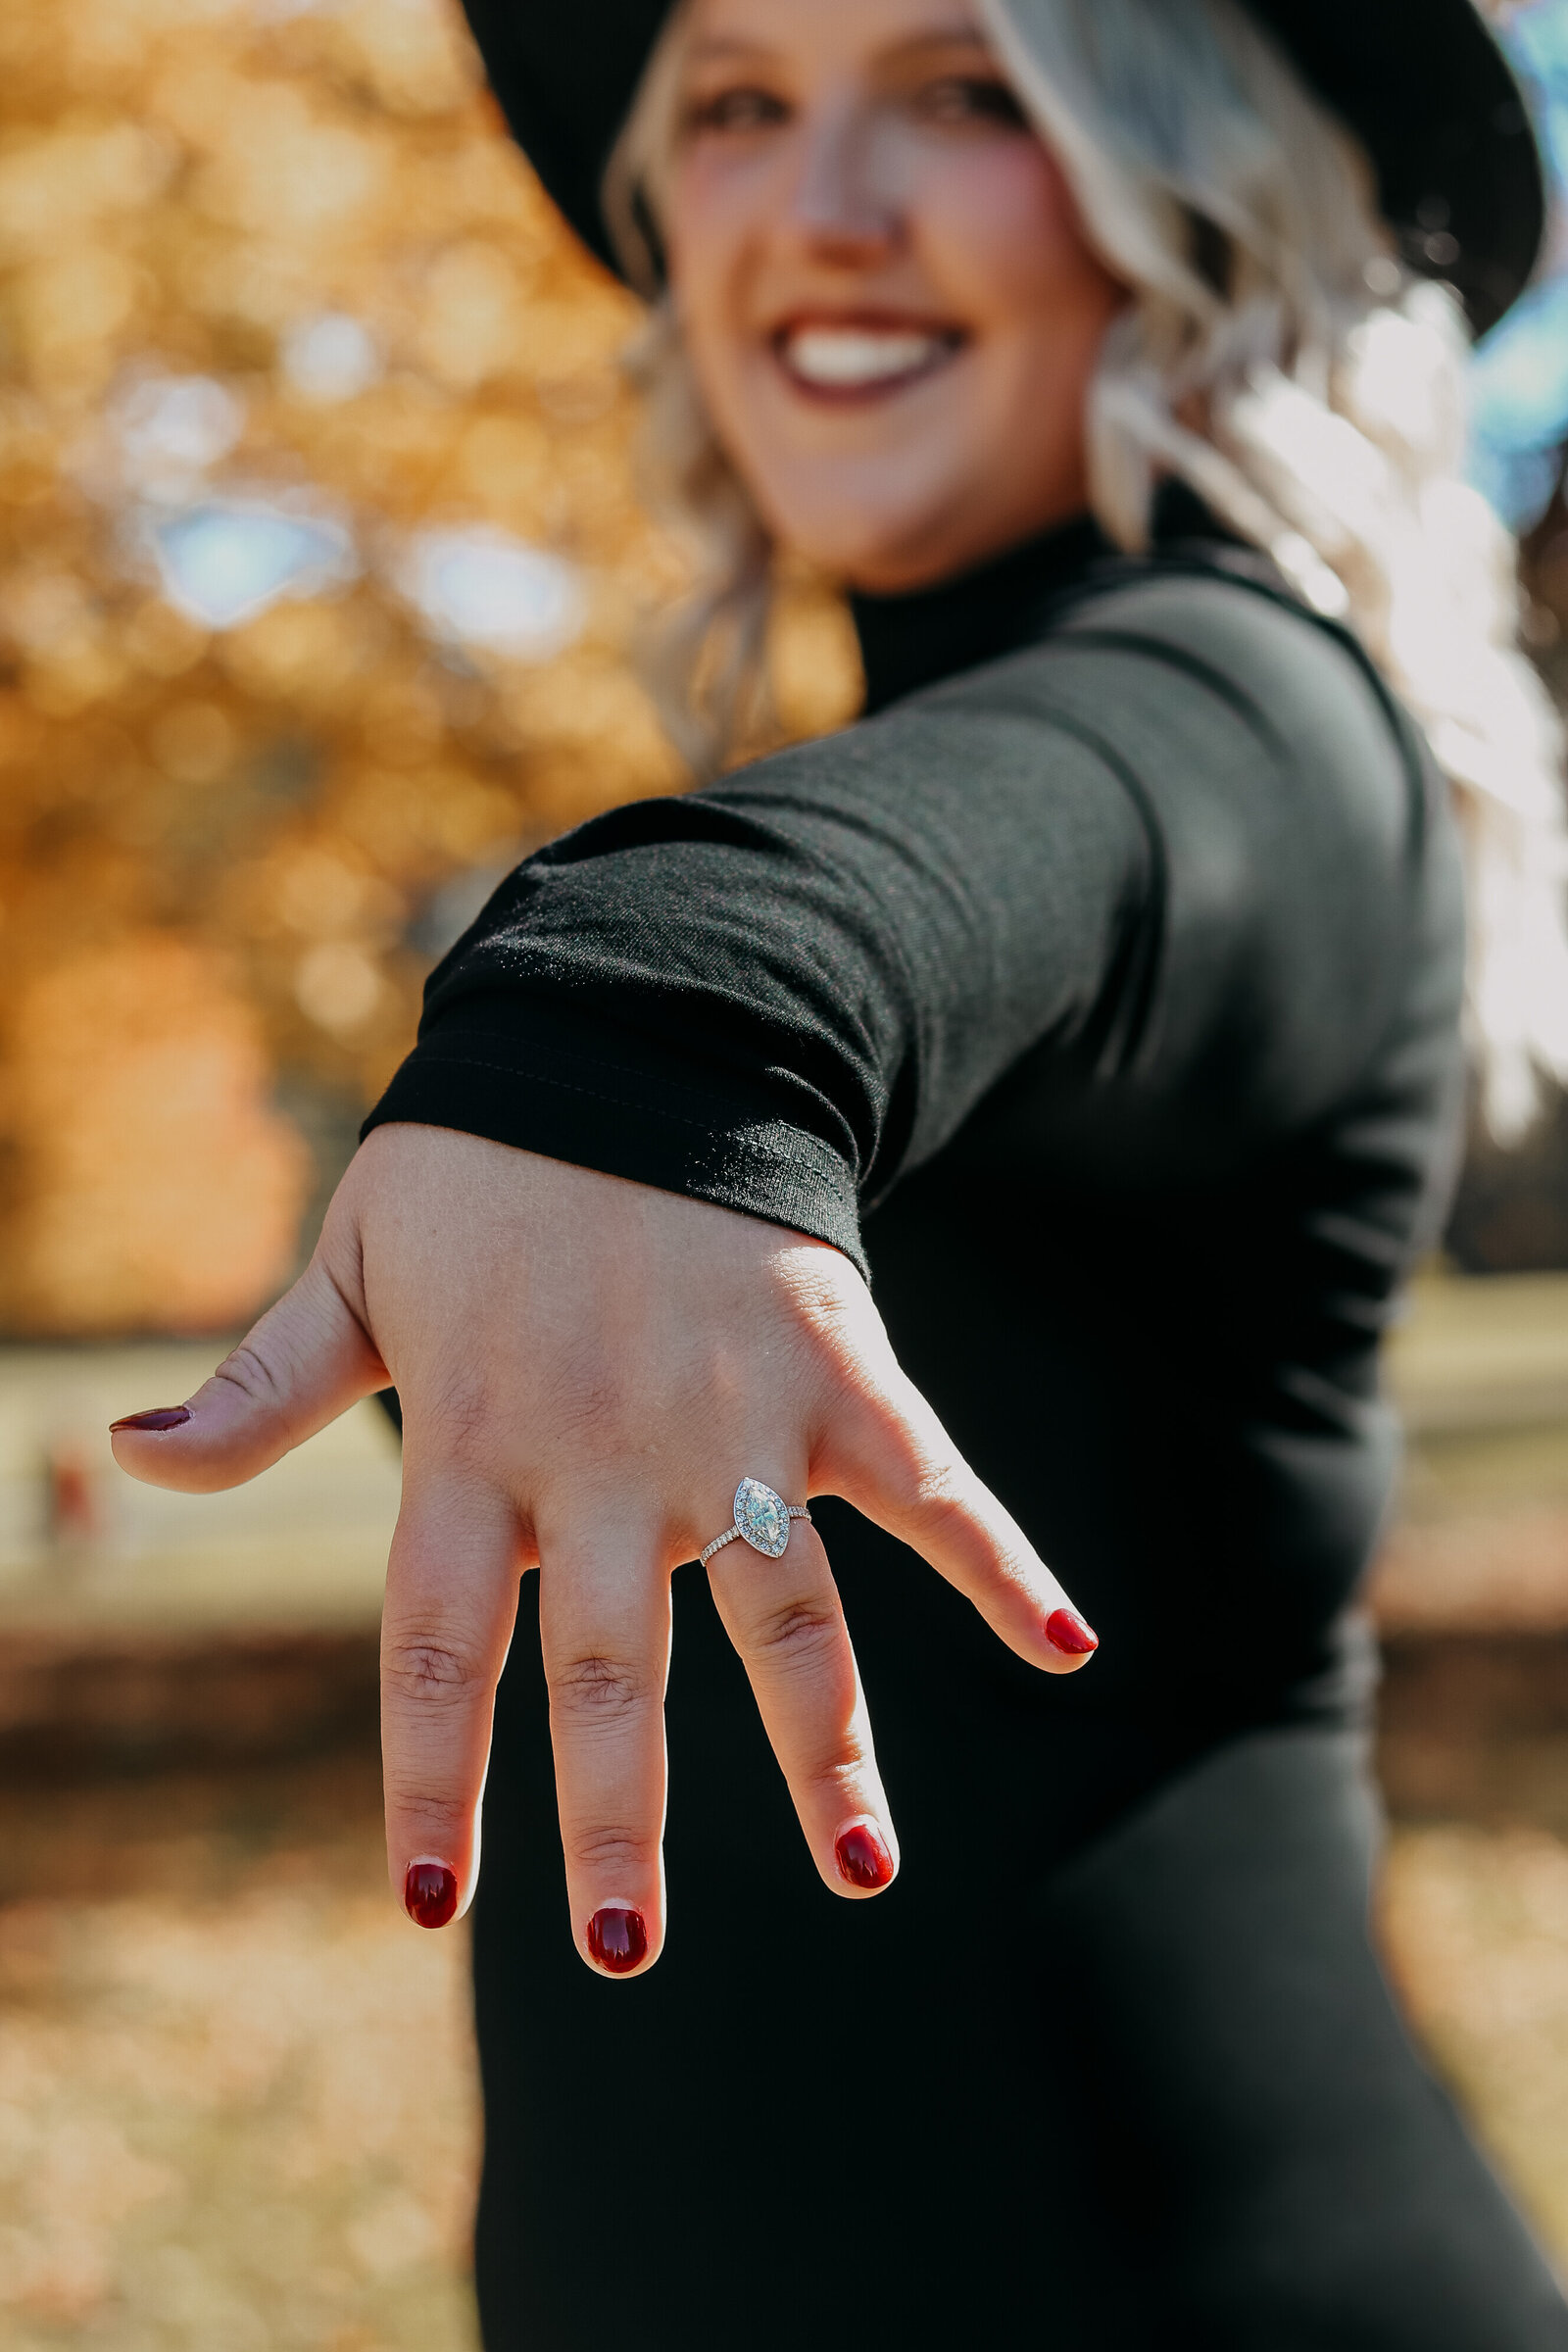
[607,0,1568,1138]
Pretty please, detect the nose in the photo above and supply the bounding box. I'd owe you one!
[784,95,901,263]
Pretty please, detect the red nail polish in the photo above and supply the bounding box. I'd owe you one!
[110,1406,191,1433]
[1047,1607,1099,1655]
[835,1822,894,1890]
[587,1906,648,1974]
[404,1860,458,1929]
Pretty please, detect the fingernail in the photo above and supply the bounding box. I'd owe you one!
[1047,1606,1099,1656]
[404,1859,459,1929]
[110,1405,191,1433]
[587,1906,648,1974]
[835,1821,895,1890]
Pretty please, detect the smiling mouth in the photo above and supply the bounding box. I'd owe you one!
[773,321,964,400]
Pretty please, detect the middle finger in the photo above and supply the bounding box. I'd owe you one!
[538,1516,672,1979]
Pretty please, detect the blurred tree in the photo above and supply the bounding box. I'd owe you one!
[0,0,862,1335]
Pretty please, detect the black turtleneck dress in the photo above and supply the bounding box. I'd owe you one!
[366,515,1568,2351]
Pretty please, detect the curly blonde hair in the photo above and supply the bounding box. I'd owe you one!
[606,0,1568,1139]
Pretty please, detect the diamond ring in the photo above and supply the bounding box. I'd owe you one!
[698,1478,811,1567]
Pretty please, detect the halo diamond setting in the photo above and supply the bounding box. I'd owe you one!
[734,1478,792,1557]
[697,1478,811,1568]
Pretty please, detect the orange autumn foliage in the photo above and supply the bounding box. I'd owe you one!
[0,0,860,1335]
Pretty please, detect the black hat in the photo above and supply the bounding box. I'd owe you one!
[460,0,1545,335]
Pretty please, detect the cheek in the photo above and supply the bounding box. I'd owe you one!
[665,162,773,431]
[917,140,1121,328]
[664,160,729,348]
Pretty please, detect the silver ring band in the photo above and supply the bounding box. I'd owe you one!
[699,1477,811,1567]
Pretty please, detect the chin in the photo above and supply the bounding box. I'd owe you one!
[757,480,963,594]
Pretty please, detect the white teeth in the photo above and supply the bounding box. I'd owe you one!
[781,327,948,387]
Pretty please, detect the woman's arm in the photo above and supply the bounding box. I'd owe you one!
[111,577,1432,1972]
[368,575,1430,1258]
[365,664,1159,1272]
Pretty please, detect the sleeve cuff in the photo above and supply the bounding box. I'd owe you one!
[362,1023,868,1282]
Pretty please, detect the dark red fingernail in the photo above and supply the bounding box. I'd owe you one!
[404,1860,459,1929]
[835,1822,895,1890]
[1047,1607,1099,1655]
[587,1906,648,1974]
[110,1405,191,1433]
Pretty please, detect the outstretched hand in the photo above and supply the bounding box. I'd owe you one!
[110,1124,1097,1976]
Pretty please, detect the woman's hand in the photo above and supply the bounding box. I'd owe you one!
[109,1124,1096,1974]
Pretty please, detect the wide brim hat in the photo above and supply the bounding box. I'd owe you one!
[459,0,1544,336]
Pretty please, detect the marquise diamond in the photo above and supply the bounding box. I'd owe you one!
[734,1478,791,1558]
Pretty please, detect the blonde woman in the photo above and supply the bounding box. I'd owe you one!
[114,0,1568,2341]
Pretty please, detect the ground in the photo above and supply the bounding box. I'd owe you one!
[2,1719,1568,2350]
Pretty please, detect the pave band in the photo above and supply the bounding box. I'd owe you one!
[699,1478,811,1567]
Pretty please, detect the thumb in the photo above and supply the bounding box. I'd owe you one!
[109,1252,387,1494]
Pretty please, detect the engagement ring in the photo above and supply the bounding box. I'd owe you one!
[698,1478,811,1567]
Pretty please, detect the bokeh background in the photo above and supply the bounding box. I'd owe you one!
[0,1,1567,2345]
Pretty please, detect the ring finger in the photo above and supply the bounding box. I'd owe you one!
[706,1491,898,1900]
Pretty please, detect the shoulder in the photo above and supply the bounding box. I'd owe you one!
[1054,562,1420,795]
[917,559,1429,870]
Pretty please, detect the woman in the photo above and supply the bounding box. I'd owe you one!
[112,0,1568,2341]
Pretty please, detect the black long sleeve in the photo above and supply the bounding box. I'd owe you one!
[368,522,1465,1735]
[367,561,1455,1286]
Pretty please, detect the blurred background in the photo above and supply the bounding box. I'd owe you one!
[0,0,1566,2344]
